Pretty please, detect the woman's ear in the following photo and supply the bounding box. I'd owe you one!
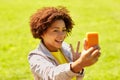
[40,33,44,39]
[40,35,43,39]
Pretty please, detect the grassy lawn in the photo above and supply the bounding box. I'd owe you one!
[0,0,120,80]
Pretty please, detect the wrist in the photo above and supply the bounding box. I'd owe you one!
[79,68,84,75]
[70,62,83,73]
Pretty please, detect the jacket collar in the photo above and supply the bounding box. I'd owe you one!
[38,41,54,59]
[37,41,72,62]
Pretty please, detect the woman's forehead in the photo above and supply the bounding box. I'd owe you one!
[50,20,66,28]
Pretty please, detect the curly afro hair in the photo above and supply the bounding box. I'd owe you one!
[30,6,74,39]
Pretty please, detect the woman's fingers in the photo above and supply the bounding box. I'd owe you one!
[88,47,101,64]
[83,39,87,50]
[70,41,81,61]
[85,45,100,55]
[91,50,100,58]
[84,47,95,57]
[70,44,74,53]
[76,41,80,53]
[70,44,75,59]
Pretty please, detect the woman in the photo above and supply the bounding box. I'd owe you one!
[28,6,101,80]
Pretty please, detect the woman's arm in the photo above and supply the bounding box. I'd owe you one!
[28,53,84,80]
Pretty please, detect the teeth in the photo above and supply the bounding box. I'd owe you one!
[58,40,62,42]
[56,40,63,42]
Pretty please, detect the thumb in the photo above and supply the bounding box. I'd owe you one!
[83,38,88,50]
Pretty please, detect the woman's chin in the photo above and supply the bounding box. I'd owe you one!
[55,45,62,49]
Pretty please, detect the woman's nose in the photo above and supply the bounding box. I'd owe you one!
[59,31,66,35]
[58,31,66,37]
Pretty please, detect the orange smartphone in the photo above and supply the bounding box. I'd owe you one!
[86,32,99,49]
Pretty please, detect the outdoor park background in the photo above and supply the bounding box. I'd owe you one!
[0,0,120,80]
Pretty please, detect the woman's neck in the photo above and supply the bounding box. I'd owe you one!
[41,40,59,52]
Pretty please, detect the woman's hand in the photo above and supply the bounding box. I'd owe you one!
[80,39,101,67]
[70,41,81,62]
[70,40,101,73]
[79,46,101,67]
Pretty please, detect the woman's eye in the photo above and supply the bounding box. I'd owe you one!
[63,29,67,32]
[53,29,67,32]
[53,30,59,32]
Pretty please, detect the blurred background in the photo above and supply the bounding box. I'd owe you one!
[0,0,120,80]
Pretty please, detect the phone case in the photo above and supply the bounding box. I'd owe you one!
[86,32,99,49]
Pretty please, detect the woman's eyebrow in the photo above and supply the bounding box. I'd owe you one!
[52,27,59,29]
[51,26,66,29]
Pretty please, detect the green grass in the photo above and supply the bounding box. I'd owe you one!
[0,0,120,80]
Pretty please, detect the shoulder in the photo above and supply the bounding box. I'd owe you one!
[28,49,46,60]
[62,42,72,61]
[62,42,71,50]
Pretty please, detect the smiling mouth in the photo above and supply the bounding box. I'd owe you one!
[55,40,63,44]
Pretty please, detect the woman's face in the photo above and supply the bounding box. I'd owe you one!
[41,20,67,52]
